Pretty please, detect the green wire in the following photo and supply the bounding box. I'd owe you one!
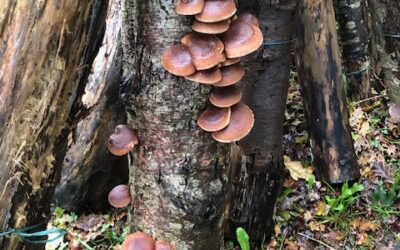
[0,223,67,244]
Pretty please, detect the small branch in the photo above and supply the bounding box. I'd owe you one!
[297,232,337,250]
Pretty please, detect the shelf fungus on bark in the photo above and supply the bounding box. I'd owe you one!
[222,17,263,58]
[185,66,222,84]
[213,62,245,87]
[107,124,138,156]
[197,105,231,132]
[209,85,242,107]
[195,0,236,23]
[212,103,254,143]
[181,33,225,70]
[192,19,231,34]
[176,0,205,15]
[161,44,196,76]
[108,184,131,208]
[121,232,155,250]
[389,103,400,122]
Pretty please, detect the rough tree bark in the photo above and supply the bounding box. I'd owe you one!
[334,0,371,100]
[122,1,230,249]
[295,0,360,183]
[0,0,106,248]
[367,0,400,103]
[224,0,296,245]
[54,0,129,212]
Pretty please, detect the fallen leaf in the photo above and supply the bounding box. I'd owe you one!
[315,201,328,216]
[356,232,370,246]
[350,219,378,232]
[303,211,312,222]
[284,156,314,181]
[308,221,326,232]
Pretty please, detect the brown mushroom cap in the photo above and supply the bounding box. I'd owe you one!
[389,103,400,122]
[155,241,175,250]
[192,20,230,34]
[185,67,222,84]
[237,13,259,27]
[176,0,205,15]
[122,232,155,250]
[212,103,254,143]
[181,33,225,70]
[222,19,263,58]
[209,85,242,107]
[162,44,196,76]
[221,57,240,66]
[108,184,131,208]
[107,124,138,156]
[213,62,245,87]
[195,0,237,23]
[197,106,231,132]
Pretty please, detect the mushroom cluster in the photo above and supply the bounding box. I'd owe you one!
[162,1,263,143]
[122,232,175,250]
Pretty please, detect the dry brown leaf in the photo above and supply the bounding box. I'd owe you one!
[356,232,370,246]
[303,211,312,222]
[315,201,329,216]
[284,156,314,181]
[350,219,378,232]
[308,221,326,232]
[285,240,299,250]
[274,224,281,237]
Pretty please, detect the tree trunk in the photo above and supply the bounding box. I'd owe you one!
[367,0,400,103]
[334,0,371,100]
[0,0,107,248]
[224,0,296,245]
[295,0,360,183]
[121,1,230,249]
[54,0,129,212]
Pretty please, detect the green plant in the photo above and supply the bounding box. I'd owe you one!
[236,227,250,250]
[324,182,364,215]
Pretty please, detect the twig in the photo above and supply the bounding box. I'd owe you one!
[297,232,337,250]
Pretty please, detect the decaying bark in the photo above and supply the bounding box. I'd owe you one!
[122,1,230,249]
[0,0,106,248]
[295,0,360,183]
[54,0,129,212]
[334,0,371,100]
[367,0,400,103]
[225,0,296,245]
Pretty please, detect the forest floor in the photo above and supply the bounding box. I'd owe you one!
[46,72,400,250]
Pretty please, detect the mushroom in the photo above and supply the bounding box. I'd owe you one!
[197,105,231,132]
[108,184,131,208]
[237,12,259,27]
[213,62,245,87]
[192,20,230,34]
[222,18,263,58]
[221,57,240,66]
[181,33,225,70]
[195,0,236,23]
[107,124,138,156]
[121,232,155,250]
[162,44,196,76]
[155,241,175,250]
[389,103,400,122]
[212,103,254,143]
[176,0,205,15]
[185,67,222,84]
[209,85,242,107]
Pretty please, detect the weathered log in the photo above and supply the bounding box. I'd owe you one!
[367,0,400,103]
[334,0,371,100]
[295,0,360,183]
[54,0,129,212]
[0,0,105,248]
[224,0,296,245]
[121,1,230,249]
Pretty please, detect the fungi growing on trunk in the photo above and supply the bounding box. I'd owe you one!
[161,44,196,76]
[181,33,225,70]
[213,62,245,87]
[212,103,254,143]
[185,67,222,84]
[121,232,155,250]
[195,0,236,23]
[107,124,138,156]
[209,85,242,107]
[197,105,231,132]
[222,18,263,58]
[108,184,131,208]
[176,0,205,15]
[192,20,230,34]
